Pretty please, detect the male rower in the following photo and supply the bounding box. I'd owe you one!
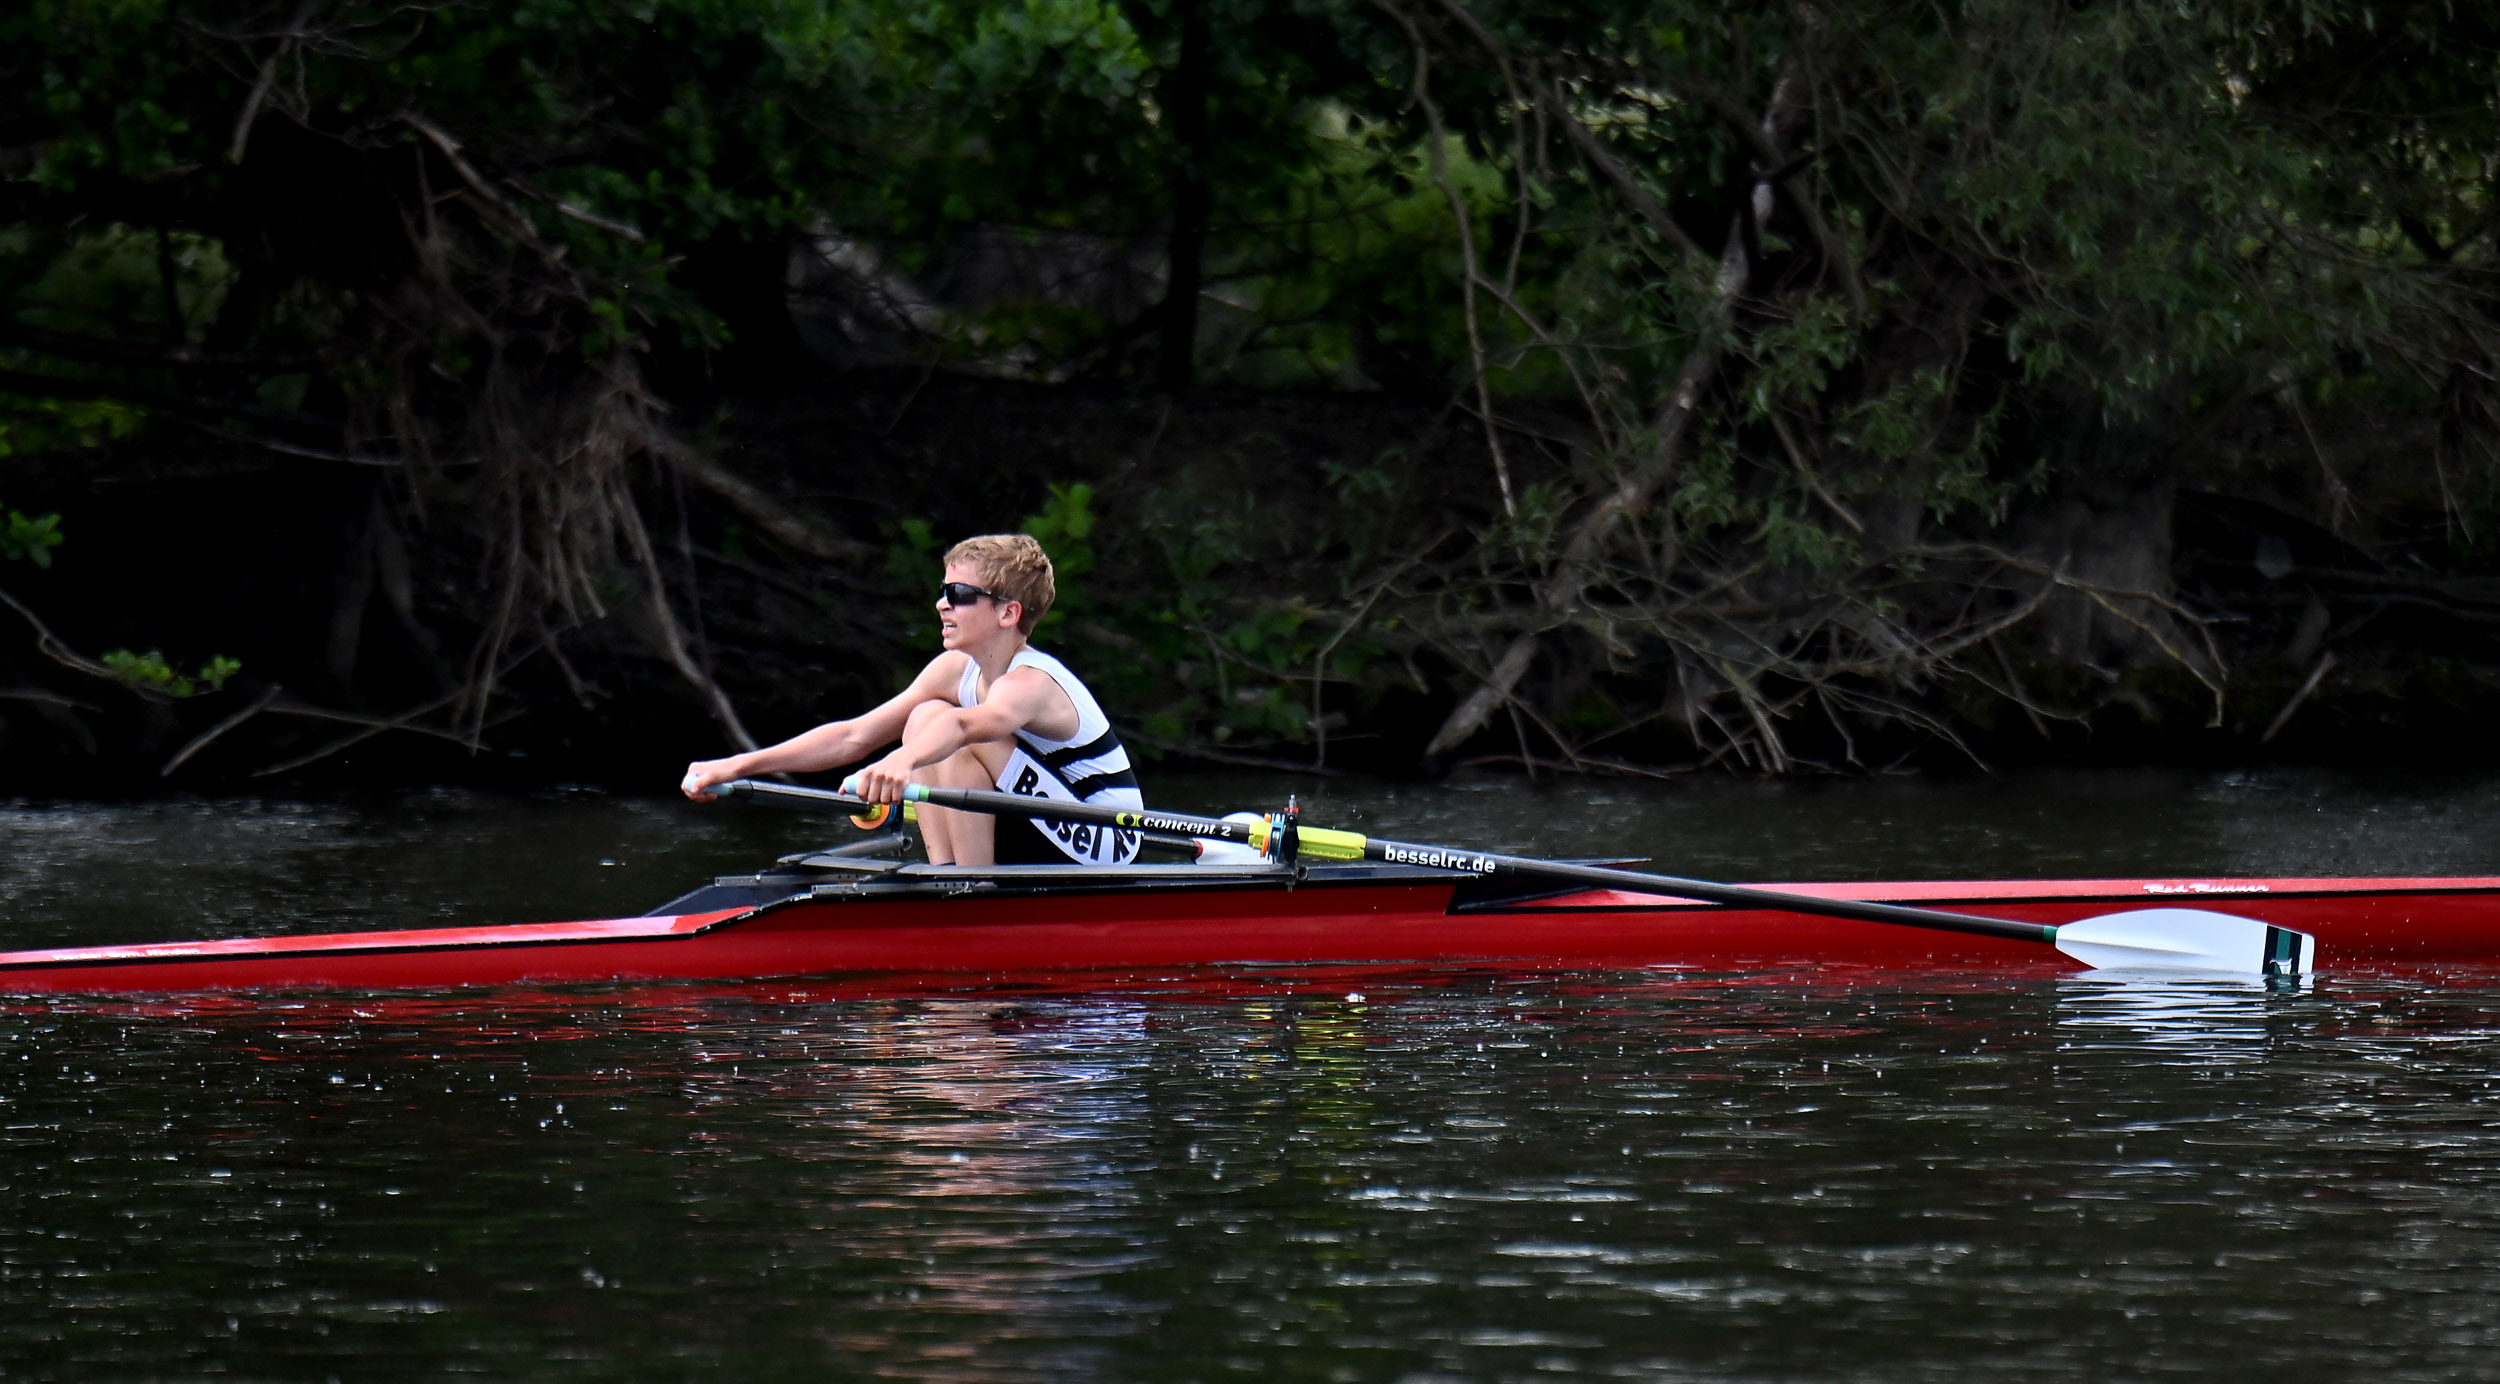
[677,533,1143,866]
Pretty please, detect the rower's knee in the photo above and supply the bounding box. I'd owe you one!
[923,750,989,789]
[899,701,972,784]
[902,698,1006,790]
[903,698,954,736]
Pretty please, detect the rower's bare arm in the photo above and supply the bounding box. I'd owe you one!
[846,668,1075,802]
[681,655,969,800]
[992,665,1081,743]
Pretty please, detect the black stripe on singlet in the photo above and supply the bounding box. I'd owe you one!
[1061,766,1141,799]
[1015,729,1126,774]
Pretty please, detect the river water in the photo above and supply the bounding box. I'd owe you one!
[3,767,2499,1379]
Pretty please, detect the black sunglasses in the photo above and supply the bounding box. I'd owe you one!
[937,581,1013,608]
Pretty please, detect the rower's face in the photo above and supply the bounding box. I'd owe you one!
[936,561,1016,650]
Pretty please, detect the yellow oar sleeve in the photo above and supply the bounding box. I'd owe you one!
[1293,827,1369,861]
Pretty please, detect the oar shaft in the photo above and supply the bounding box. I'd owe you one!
[717,779,2053,944]
[721,779,1260,844]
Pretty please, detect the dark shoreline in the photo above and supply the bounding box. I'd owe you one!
[9,376,2500,795]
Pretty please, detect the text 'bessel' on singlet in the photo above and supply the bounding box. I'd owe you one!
[955,647,1143,865]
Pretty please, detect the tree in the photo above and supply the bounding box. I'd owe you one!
[1338,0,2500,769]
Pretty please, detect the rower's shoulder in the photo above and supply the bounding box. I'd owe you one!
[994,654,1081,728]
[995,657,1075,698]
[1007,645,1095,685]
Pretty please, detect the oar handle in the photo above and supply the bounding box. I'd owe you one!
[713,779,857,808]
[712,779,2053,944]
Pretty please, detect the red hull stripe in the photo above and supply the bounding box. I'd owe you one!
[0,908,752,971]
[4,876,2500,992]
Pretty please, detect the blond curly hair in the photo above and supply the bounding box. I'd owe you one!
[944,533,1056,634]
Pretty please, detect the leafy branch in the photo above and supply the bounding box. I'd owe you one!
[1,506,63,568]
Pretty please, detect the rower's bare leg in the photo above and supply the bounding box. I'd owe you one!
[905,702,1016,866]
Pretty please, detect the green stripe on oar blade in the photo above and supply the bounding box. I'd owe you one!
[715,779,2314,977]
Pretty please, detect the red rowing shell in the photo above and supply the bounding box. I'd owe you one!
[5,871,2500,993]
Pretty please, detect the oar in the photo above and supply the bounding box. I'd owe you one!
[710,779,2315,977]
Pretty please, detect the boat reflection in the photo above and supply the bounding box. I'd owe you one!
[2053,972,2283,1060]
[682,999,1161,1375]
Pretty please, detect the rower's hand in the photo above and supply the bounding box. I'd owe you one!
[845,751,918,804]
[680,759,741,801]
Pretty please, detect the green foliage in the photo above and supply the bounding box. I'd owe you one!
[865,476,1306,749]
[0,506,64,567]
[882,517,943,662]
[1486,479,1568,558]
[1204,114,1532,394]
[0,394,144,461]
[0,224,228,357]
[11,0,2500,766]
[1671,436,1743,532]
[1750,500,1855,574]
[101,649,240,698]
[1027,472,1396,752]
[1739,300,1858,423]
[1017,481,1096,638]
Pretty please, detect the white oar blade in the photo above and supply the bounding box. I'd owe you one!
[2054,908,2315,977]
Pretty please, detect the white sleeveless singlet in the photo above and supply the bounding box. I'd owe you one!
[955,648,1143,865]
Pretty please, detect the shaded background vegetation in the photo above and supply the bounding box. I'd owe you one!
[4,0,2498,788]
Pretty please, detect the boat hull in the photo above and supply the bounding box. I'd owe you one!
[7,868,2500,994]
